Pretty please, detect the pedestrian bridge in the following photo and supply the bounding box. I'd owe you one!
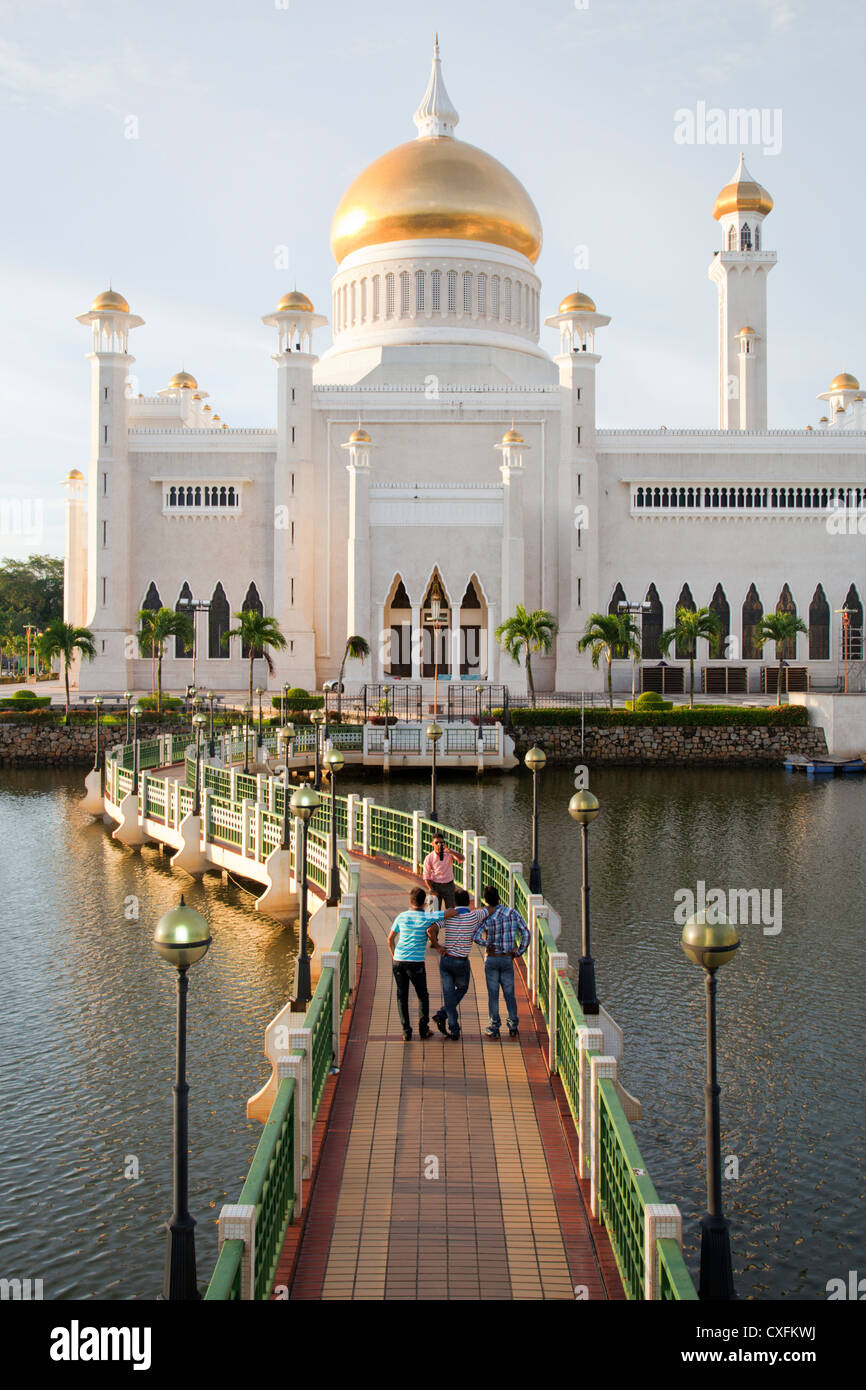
[89,732,697,1302]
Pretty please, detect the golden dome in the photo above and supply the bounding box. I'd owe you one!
[168,370,198,390]
[202,404,212,412]
[64,468,84,481]
[501,427,524,444]
[819,416,829,424]
[331,137,542,265]
[738,325,755,335]
[192,393,202,400]
[558,290,596,315]
[211,414,221,423]
[91,288,130,314]
[348,427,371,444]
[712,154,773,222]
[277,290,315,314]
[830,372,860,392]
[221,422,228,429]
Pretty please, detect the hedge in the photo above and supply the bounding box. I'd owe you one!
[502,705,810,728]
[269,696,324,711]
[0,695,52,710]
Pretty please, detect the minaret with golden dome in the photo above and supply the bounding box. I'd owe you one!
[708,154,777,429]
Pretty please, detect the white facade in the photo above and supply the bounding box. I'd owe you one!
[65,47,866,697]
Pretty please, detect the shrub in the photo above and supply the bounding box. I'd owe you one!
[0,694,52,710]
[137,695,183,712]
[508,705,810,728]
[270,694,323,711]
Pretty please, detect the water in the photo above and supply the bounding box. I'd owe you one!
[0,763,863,1300]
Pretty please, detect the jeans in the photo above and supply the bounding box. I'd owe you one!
[392,960,429,1034]
[435,955,471,1034]
[485,954,518,1031]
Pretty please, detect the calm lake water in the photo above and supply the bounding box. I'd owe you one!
[0,762,863,1300]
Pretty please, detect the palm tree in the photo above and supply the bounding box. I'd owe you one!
[336,635,370,720]
[578,612,641,711]
[223,610,288,706]
[37,620,95,723]
[658,606,722,708]
[756,611,808,701]
[137,607,193,714]
[495,606,558,708]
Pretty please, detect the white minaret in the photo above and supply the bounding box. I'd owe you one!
[495,427,528,640]
[62,469,87,628]
[262,290,328,692]
[75,289,144,688]
[341,427,375,683]
[708,155,776,430]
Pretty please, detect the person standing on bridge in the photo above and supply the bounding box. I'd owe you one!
[388,887,457,1043]
[427,888,489,1041]
[422,833,464,910]
[476,885,530,1039]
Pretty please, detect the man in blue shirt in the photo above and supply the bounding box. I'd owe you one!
[388,887,457,1042]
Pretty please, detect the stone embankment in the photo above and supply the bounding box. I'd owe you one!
[508,723,829,765]
[0,725,173,766]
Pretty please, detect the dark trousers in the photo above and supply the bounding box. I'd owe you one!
[435,954,471,1034]
[392,960,429,1034]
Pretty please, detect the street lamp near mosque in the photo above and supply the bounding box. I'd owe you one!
[279,723,295,849]
[124,691,133,742]
[568,789,600,1015]
[206,691,216,757]
[92,696,104,786]
[255,686,264,748]
[681,911,740,1302]
[325,746,345,906]
[427,721,443,819]
[192,712,207,817]
[524,745,546,894]
[290,785,321,1008]
[310,707,326,790]
[131,706,142,795]
[242,704,252,774]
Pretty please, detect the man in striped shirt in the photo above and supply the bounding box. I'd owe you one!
[475,885,530,1039]
[427,889,489,1040]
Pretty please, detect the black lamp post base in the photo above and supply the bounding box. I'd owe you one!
[294,954,312,1008]
[529,862,542,894]
[698,1212,736,1301]
[162,1217,201,1301]
[576,956,599,1015]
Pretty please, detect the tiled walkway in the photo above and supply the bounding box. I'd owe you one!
[284,858,624,1301]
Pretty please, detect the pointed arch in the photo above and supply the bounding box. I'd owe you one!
[742,583,763,660]
[458,574,488,676]
[422,569,451,679]
[141,581,161,611]
[241,581,264,659]
[808,584,830,660]
[642,583,663,660]
[608,582,626,616]
[775,583,798,659]
[208,582,231,659]
[842,583,863,659]
[727,225,736,251]
[675,583,696,659]
[709,583,730,656]
[384,574,412,676]
[174,582,194,658]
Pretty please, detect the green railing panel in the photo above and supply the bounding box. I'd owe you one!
[305,973,334,1120]
[204,1239,244,1301]
[205,765,232,800]
[478,844,511,904]
[370,805,413,862]
[208,794,244,848]
[597,1078,659,1301]
[305,828,328,889]
[657,1237,698,1300]
[555,975,585,1130]
[237,1076,296,1301]
[536,917,552,1018]
[235,771,258,802]
[513,872,530,923]
[331,915,352,1010]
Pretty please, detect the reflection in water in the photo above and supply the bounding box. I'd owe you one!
[0,764,863,1299]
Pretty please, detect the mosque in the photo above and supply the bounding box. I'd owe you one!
[64,40,866,698]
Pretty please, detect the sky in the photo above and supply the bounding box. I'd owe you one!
[1,0,864,562]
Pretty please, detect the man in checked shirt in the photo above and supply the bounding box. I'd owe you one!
[474,885,530,1039]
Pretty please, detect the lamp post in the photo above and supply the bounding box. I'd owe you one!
[310,707,326,790]
[429,584,446,717]
[154,896,212,1301]
[325,746,345,906]
[279,723,295,849]
[835,606,853,693]
[177,596,210,697]
[568,789,600,1015]
[206,691,216,757]
[124,690,133,742]
[618,598,651,706]
[23,624,37,685]
[242,703,252,774]
[524,745,546,894]
[290,785,321,1008]
[192,712,207,816]
[92,694,104,774]
[282,682,290,724]
[681,911,740,1301]
[131,707,142,795]
[427,721,443,819]
[255,686,264,747]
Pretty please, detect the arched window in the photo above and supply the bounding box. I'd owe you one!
[219,486,227,506]
[809,584,830,660]
[194,486,201,506]
[776,583,798,659]
[386,577,412,677]
[709,584,730,657]
[608,583,628,658]
[360,278,367,320]
[209,582,230,659]
[350,282,356,324]
[168,486,177,507]
[504,278,512,321]
[459,577,485,675]
[742,584,763,660]
[477,274,487,315]
[185,487,194,506]
[491,276,500,317]
[400,272,410,315]
[241,581,264,660]
[447,271,457,313]
[432,270,441,312]
[642,583,663,660]
[754,223,761,251]
[227,486,236,507]
[372,275,380,318]
[675,584,696,659]
[463,272,473,313]
[175,582,194,659]
[385,273,395,317]
[842,584,863,659]
[141,581,161,611]
[740,222,752,251]
[416,270,425,312]
[727,225,736,251]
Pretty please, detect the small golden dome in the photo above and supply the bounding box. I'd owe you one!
[202,404,212,412]
[221,422,228,429]
[91,289,130,314]
[192,393,202,400]
[64,468,84,481]
[348,427,371,444]
[712,154,773,222]
[738,325,755,335]
[211,414,221,423]
[168,370,198,390]
[805,425,813,431]
[830,372,860,392]
[501,427,524,444]
[558,290,596,315]
[331,137,542,265]
[277,290,315,314]
[819,416,829,423]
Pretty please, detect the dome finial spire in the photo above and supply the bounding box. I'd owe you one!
[414,34,459,139]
